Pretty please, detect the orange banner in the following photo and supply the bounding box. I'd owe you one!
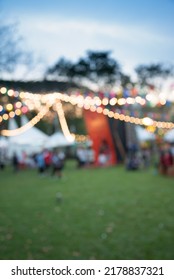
[83,109,117,165]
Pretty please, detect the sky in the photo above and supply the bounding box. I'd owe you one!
[1,0,174,81]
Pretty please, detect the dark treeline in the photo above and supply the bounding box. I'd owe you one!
[0,79,82,93]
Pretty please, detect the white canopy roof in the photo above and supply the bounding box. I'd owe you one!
[8,116,48,146]
[44,131,74,148]
[164,128,174,143]
[0,136,8,148]
[8,118,18,130]
[135,125,155,142]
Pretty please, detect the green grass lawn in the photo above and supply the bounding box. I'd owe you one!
[0,161,174,260]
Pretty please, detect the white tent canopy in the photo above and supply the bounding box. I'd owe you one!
[7,116,49,157]
[0,136,8,148]
[135,125,155,142]
[44,131,74,149]
[8,118,18,130]
[9,116,48,146]
[164,129,174,143]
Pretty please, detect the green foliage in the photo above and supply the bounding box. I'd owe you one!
[0,163,174,260]
[85,50,121,85]
[67,116,87,134]
[135,63,173,85]
[0,23,32,75]
[46,50,123,88]
[46,58,75,80]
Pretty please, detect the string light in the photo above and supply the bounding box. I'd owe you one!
[0,100,30,123]
[3,114,9,120]
[9,111,15,118]
[55,100,74,142]
[74,134,89,143]
[23,92,174,129]
[0,87,7,94]
[60,92,174,129]
[1,105,50,136]
[1,88,174,133]
[6,103,13,111]
[1,86,174,107]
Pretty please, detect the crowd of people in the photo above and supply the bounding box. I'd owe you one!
[10,149,65,178]
[0,141,174,177]
[126,145,151,171]
[76,146,95,168]
[76,140,112,168]
[125,142,174,176]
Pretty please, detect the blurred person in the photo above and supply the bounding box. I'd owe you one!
[167,143,174,176]
[12,152,19,172]
[141,147,151,169]
[98,139,111,166]
[0,148,6,170]
[36,151,46,175]
[25,154,36,168]
[20,150,27,169]
[98,150,108,166]
[76,146,87,168]
[160,146,173,175]
[57,149,65,162]
[43,149,52,172]
[152,145,160,175]
[52,150,65,178]
[126,152,139,171]
[86,146,95,166]
[170,143,174,163]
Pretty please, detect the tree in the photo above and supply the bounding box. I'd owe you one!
[46,57,75,81]
[84,50,121,87]
[0,22,32,76]
[72,58,89,78]
[120,73,132,87]
[135,63,173,86]
[45,50,122,90]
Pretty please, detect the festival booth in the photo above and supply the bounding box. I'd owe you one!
[163,128,174,143]
[0,136,8,168]
[0,136,8,148]
[44,131,74,149]
[135,125,155,142]
[8,116,48,160]
[83,109,117,165]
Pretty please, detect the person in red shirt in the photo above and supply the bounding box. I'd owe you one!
[160,149,173,175]
[43,149,52,172]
